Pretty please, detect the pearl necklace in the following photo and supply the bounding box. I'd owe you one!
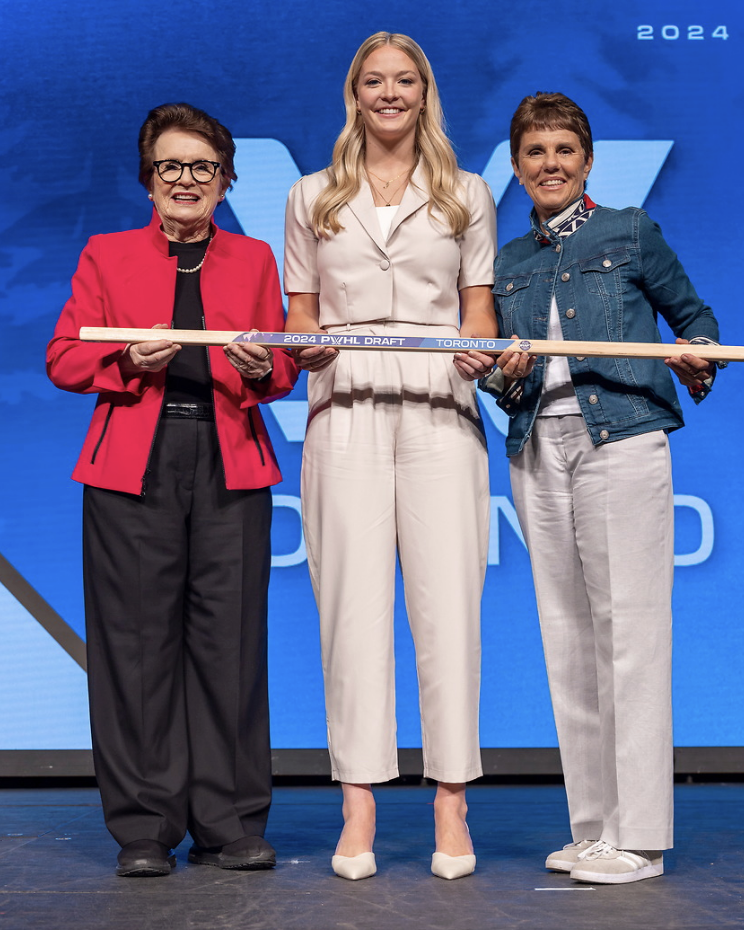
[176,236,211,274]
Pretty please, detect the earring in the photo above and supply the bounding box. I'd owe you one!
[148,193,153,200]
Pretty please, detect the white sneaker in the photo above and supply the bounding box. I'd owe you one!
[545,839,598,872]
[570,841,664,884]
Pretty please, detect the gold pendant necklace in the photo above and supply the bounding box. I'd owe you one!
[367,170,411,207]
[367,165,413,190]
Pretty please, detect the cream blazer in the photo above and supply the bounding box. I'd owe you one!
[284,166,496,329]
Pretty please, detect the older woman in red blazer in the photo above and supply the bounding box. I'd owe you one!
[47,103,297,878]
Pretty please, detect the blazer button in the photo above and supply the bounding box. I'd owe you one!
[599,429,610,440]
[379,259,390,270]
[602,259,612,267]
[565,308,575,319]
[588,394,599,404]
[561,272,570,282]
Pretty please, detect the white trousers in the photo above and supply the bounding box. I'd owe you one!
[302,322,489,784]
[510,416,674,850]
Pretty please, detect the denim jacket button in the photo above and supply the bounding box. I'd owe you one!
[600,429,610,440]
[602,259,612,268]
[555,244,561,253]
[506,282,514,291]
[588,394,599,404]
[561,272,570,282]
[565,308,576,319]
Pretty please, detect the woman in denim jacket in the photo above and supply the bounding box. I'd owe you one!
[479,93,720,885]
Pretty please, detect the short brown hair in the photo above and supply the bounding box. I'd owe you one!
[138,103,237,191]
[510,92,593,160]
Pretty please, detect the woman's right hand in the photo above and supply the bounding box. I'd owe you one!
[497,335,536,382]
[119,323,182,374]
[291,344,339,372]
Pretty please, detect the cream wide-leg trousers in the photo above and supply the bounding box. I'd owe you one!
[510,416,674,850]
[302,322,489,784]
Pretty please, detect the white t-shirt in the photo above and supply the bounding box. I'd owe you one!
[538,294,581,416]
[375,205,399,240]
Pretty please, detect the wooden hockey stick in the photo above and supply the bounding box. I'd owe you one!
[78,327,742,362]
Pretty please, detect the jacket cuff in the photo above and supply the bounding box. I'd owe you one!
[238,349,296,407]
[478,367,523,416]
[478,367,505,397]
[687,336,724,404]
[689,336,728,370]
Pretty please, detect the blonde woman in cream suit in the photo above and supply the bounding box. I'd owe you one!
[284,32,497,882]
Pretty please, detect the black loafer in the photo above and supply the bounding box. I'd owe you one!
[116,840,176,877]
[188,835,276,870]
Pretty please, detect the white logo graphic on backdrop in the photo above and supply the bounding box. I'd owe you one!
[228,139,301,289]
[228,137,675,292]
[228,139,710,568]
[228,135,675,444]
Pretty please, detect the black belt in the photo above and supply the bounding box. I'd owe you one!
[162,402,214,420]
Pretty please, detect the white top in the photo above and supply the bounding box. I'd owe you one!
[538,294,581,416]
[376,205,399,240]
[284,166,496,328]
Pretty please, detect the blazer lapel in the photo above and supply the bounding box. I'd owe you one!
[388,164,429,238]
[346,181,388,255]
[345,165,430,252]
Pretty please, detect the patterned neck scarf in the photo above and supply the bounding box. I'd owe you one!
[531,193,597,245]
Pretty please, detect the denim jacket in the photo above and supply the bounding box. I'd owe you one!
[480,206,720,456]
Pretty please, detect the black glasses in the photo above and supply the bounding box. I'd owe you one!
[152,160,221,183]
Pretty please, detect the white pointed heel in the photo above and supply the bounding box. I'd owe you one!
[431,852,476,880]
[331,851,377,880]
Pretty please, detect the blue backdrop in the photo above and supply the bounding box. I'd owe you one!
[1,0,741,750]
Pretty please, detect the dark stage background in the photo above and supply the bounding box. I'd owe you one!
[1,0,742,767]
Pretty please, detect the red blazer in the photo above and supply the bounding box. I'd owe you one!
[47,212,298,495]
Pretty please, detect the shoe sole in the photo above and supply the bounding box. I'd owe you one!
[571,863,664,884]
[545,857,574,872]
[116,855,176,877]
[188,851,276,870]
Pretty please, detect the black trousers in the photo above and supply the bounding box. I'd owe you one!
[83,417,272,849]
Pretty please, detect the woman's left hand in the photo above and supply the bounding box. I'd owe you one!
[665,337,714,386]
[224,341,273,380]
[454,349,496,381]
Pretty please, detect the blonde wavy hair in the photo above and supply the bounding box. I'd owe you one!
[311,32,470,238]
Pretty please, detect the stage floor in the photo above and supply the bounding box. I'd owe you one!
[0,784,742,929]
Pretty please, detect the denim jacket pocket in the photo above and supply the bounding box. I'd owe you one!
[493,272,535,334]
[577,249,631,298]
